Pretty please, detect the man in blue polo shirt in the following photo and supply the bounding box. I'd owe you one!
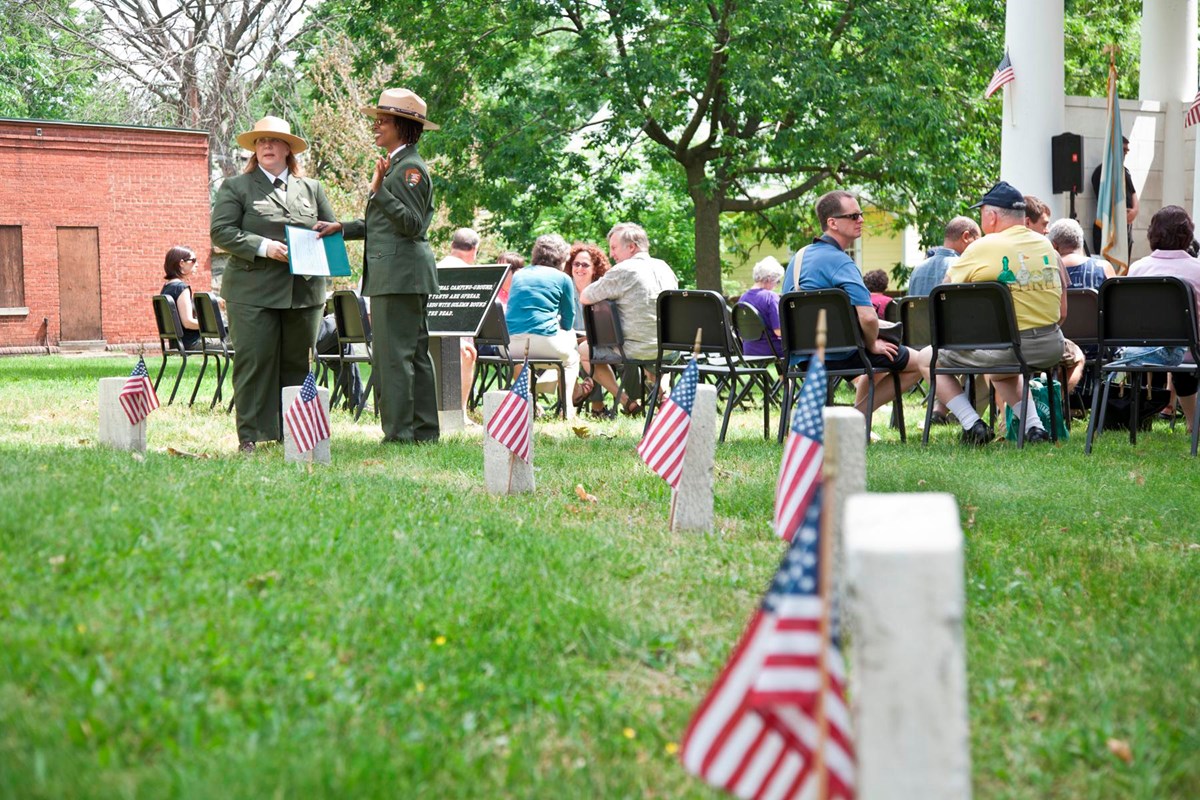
[782,190,922,414]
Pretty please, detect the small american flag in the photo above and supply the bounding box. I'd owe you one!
[119,356,160,426]
[985,51,1015,99]
[283,372,330,454]
[774,358,826,542]
[679,484,856,799]
[1186,90,1200,127]
[486,357,533,462]
[637,357,699,489]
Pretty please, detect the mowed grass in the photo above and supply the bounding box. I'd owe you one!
[0,354,1197,799]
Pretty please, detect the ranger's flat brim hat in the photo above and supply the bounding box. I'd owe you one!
[361,88,440,130]
[970,180,1026,210]
[235,115,308,154]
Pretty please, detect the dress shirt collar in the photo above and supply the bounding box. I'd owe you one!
[259,167,289,185]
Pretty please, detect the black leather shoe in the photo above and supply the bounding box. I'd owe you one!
[961,420,994,446]
[238,441,256,454]
[1024,426,1051,444]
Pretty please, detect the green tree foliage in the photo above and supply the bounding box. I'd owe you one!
[1064,0,1142,99]
[318,0,1013,288]
[0,0,98,119]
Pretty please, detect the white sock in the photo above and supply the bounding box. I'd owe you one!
[946,393,981,429]
[1014,399,1041,431]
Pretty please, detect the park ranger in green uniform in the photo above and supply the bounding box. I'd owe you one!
[211,116,336,453]
[316,88,440,444]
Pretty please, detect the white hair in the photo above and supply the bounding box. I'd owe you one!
[1047,218,1084,253]
[752,256,784,286]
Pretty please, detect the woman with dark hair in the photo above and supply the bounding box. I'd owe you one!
[211,116,336,453]
[315,88,440,444]
[160,245,201,351]
[1121,205,1200,433]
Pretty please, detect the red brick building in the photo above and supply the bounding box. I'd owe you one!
[0,119,210,351]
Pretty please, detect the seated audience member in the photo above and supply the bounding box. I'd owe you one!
[506,234,581,419]
[1048,218,1114,289]
[863,269,893,319]
[1120,205,1200,434]
[160,245,201,351]
[580,222,679,414]
[783,190,922,415]
[566,242,611,411]
[495,250,524,309]
[908,217,980,296]
[916,181,1068,445]
[1023,194,1051,235]
[739,256,784,357]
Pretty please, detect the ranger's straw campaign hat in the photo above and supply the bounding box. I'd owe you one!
[236,116,308,154]
[361,88,440,130]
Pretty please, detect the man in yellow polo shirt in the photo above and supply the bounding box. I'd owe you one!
[917,181,1068,445]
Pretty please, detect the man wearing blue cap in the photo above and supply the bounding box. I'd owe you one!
[916,180,1069,445]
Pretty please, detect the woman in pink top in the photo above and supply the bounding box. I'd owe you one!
[1126,205,1200,433]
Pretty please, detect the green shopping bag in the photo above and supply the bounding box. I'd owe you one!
[1005,377,1069,441]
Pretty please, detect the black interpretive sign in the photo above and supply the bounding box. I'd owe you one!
[425,264,509,336]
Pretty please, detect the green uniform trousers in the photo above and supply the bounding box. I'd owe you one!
[226,300,323,444]
[371,294,439,442]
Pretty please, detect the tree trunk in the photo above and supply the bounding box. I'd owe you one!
[687,163,724,291]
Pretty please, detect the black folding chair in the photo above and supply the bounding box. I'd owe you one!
[582,299,656,416]
[151,294,202,405]
[922,281,1059,449]
[319,290,376,420]
[646,290,775,442]
[191,292,234,411]
[732,300,784,406]
[1084,277,1200,456]
[470,303,570,418]
[778,289,905,445]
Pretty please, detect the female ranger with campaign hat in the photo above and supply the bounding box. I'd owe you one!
[316,89,441,444]
[211,116,337,453]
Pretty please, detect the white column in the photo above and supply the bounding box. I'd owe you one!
[845,493,971,800]
[1141,0,1198,209]
[999,0,1066,219]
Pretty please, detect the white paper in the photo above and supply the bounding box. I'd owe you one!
[286,226,331,276]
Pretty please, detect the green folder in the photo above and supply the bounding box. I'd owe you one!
[285,226,352,277]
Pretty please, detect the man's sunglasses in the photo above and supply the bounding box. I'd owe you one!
[831,212,864,221]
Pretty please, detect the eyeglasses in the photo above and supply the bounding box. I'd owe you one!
[256,137,285,146]
[832,212,864,221]
[180,258,197,263]
[571,262,593,269]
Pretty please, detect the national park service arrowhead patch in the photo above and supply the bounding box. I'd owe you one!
[405,168,422,187]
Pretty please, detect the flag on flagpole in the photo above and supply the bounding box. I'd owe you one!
[637,357,699,488]
[774,357,827,543]
[984,51,1015,99]
[1097,56,1129,274]
[283,372,331,454]
[1186,90,1200,128]
[118,356,160,426]
[486,357,533,462]
[679,474,856,799]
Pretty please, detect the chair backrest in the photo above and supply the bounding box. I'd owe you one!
[474,300,510,348]
[1061,288,1099,346]
[778,290,865,359]
[929,282,1021,351]
[583,299,626,363]
[152,294,185,352]
[1097,276,1200,349]
[655,290,739,357]
[883,297,902,323]
[897,294,931,349]
[732,301,782,359]
[193,292,228,340]
[332,290,371,344]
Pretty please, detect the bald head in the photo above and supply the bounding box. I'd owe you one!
[943,216,981,255]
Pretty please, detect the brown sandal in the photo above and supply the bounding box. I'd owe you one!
[619,394,643,416]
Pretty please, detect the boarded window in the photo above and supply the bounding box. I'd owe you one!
[0,226,24,308]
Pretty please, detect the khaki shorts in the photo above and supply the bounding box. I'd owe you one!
[935,324,1065,372]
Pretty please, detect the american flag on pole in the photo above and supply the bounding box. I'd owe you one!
[118,356,160,426]
[1186,90,1200,128]
[283,372,330,454]
[774,358,826,543]
[637,357,699,488]
[486,357,533,462]
[984,51,1015,99]
[679,483,855,799]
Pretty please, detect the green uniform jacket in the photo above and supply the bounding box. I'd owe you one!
[342,145,438,295]
[211,170,336,309]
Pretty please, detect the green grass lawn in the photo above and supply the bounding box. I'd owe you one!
[0,355,1197,799]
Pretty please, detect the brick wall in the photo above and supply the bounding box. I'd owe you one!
[0,119,210,348]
